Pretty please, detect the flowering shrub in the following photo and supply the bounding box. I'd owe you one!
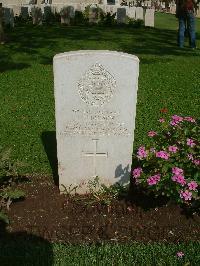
[132,112,200,207]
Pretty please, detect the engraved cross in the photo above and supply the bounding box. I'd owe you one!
[82,139,108,177]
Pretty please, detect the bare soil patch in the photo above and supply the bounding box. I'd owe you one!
[3,176,200,244]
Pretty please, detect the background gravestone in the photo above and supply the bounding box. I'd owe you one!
[135,6,143,20]
[117,8,126,24]
[144,8,154,27]
[53,50,139,193]
[60,6,75,25]
[31,7,43,25]
[21,6,29,19]
[3,7,14,27]
[89,6,99,24]
[43,5,53,22]
[128,6,136,19]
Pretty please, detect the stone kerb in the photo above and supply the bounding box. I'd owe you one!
[53,50,139,194]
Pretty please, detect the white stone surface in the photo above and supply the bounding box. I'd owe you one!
[196,6,200,18]
[89,6,99,23]
[144,8,154,27]
[54,50,139,194]
[127,6,136,19]
[135,7,143,20]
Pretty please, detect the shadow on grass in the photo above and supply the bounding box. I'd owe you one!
[1,22,199,72]
[41,131,59,187]
[0,53,30,73]
[0,221,53,265]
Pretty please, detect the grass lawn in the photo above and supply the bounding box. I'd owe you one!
[0,240,200,265]
[0,12,200,176]
[0,12,200,264]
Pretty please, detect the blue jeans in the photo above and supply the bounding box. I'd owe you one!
[178,11,196,48]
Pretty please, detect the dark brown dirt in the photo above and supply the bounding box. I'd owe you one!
[3,176,200,244]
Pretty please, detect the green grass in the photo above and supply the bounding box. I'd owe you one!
[0,13,200,176]
[0,240,200,265]
[0,12,200,265]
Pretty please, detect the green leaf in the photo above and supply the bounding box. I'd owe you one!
[0,211,9,224]
[0,189,25,200]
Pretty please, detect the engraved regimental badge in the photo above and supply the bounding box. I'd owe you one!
[78,63,116,107]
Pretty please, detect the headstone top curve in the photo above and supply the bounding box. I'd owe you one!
[53,50,140,63]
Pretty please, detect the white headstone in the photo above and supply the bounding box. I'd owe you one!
[60,6,75,25]
[170,4,176,14]
[31,7,43,25]
[89,6,99,23]
[53,50,139,194]
[197,6,200,18]
[127,6,136,18]
[135,7,143,20]
[144,8,154,27]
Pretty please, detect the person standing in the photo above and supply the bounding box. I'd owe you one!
[176,0,198,49]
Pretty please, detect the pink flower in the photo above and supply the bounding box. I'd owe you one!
[170,120,179,127]
[172,175,178,182]
[172,174,186,186]
[193,159,200,166]
[156,151,170,160]
[137,146,147,159]
[147,174,161,186]
[176,251,184,258]
[148,131,157,137]
[177,175,186,186]
[168,145,179,153]
[133,167,143,178]
[187,154,194,161]
[180,190,192,201]
[188,181,198,191]
[172,167,184,175]
[159,118,165,123]
[184,116,196,123]
[172,115,183,122]
[170,115,183,127]
[187,138,196,148]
